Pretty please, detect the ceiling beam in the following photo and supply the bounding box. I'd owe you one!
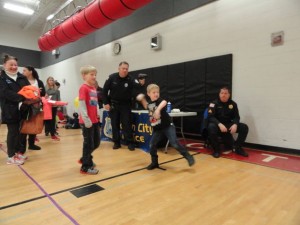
[21,0,60,31]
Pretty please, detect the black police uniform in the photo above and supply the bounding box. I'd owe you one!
[207,98,249,157]
[102,72,137,149]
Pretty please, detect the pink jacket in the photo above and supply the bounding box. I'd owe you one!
[42,97,68,120]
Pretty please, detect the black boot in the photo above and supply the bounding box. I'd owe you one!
[147,162,159,170]
[147,155,159,170]
[128,143,135,151]
[234,146,248,157]
[212,150,221,158]
[28,145,41,150]
[113,142,121,150]
[183,152,195,166]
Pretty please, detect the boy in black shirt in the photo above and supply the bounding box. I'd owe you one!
[137,84,195,170]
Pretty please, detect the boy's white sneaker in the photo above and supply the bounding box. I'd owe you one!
[7,156,24,165]
[16,153,28,160]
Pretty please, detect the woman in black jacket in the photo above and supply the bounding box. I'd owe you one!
[0,54,35,165]
[19,66,45,152]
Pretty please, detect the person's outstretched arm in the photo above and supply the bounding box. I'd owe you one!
[136,94,148,109]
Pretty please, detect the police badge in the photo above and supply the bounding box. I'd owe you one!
[229,104,233,109]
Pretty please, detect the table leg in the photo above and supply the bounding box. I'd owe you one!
[164,140,169,154]
[180,116,186,146]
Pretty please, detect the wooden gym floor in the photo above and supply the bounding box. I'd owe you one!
[0,125,299,225]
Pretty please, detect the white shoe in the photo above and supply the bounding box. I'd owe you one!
[16,153,28,160]
[7,156,24,165]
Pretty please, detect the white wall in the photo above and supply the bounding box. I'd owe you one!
[39,0,300,149]
[0,23,40,51]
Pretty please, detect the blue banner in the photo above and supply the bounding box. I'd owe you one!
[101,110,113,141]
[101,110,152,152]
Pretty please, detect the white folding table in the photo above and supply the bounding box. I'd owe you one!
[164,111,198,153]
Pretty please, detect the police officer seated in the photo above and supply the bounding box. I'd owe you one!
[207,86,249,158]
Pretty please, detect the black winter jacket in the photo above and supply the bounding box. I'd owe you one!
[207,99,240,126]
[102,73,137,105]
[0,70,30,124]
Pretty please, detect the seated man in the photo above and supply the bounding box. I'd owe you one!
[207,86,249,158]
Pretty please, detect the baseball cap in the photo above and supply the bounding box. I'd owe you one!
[137,73,147,79]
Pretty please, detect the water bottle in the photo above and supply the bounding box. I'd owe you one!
[166,102,172,113]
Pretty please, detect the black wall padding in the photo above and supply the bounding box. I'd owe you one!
[184,59,206,112]
[150,66,168,98]
[205,55,232,106]
[130,54,232,136]
[167,63,185,108]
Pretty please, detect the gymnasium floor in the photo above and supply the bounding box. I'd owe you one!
[0,126,299,225]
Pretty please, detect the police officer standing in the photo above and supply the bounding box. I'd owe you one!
[102,61,136,150]
[207,86,249,158]
[133,73,147,110]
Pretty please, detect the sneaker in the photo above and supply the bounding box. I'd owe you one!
[77,159,96,167]
[51,135,60,141]
[147,162,159,170]
[80,167,99,175]
[128,143,135,151]
[184,153,195,166]
[55,132,60,136]
[113,143,121,150]
[28,145,41,150]
[16,152,28,160]
[7,156,24,165]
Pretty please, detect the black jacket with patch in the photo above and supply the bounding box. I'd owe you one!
[102,73,136,105]
[207,99,240,126]
[0,70,30,124]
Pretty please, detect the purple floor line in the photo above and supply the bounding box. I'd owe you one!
[18,166,80,225]
[0,143,79,225]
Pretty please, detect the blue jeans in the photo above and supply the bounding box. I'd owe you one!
[149,125,188,162]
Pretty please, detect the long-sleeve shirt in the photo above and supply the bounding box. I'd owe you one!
[207,99,240,125]
[102,73,136,105]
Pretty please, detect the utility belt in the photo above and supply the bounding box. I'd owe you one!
[111,99,130,105]
[110,100,131,110]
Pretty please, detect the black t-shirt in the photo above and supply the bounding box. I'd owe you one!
[147,97,172,131]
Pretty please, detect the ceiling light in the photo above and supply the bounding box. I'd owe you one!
[3,3,34,15]
[47,14,54,21]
